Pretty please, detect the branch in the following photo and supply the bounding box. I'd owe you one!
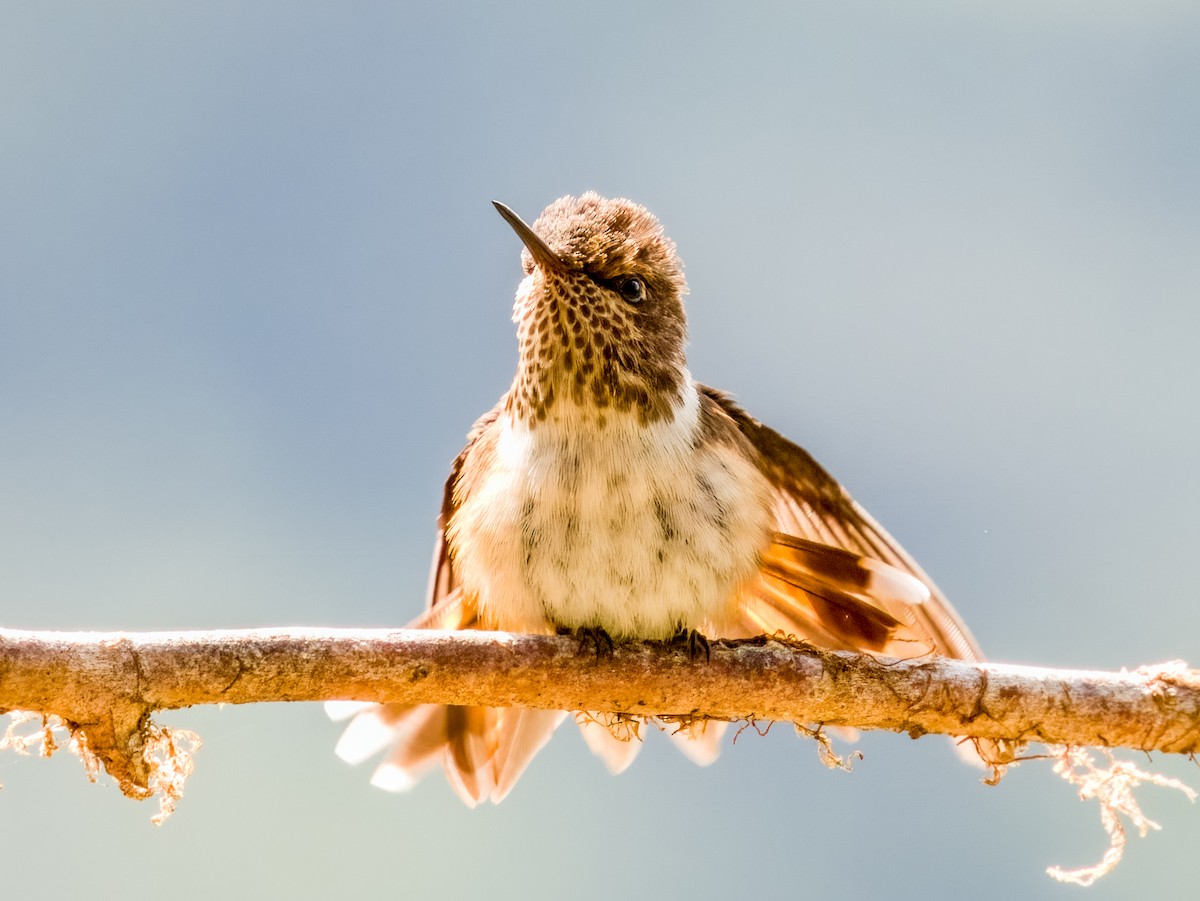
[2,626,1198,799]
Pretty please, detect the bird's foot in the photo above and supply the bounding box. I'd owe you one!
[558,625,616,659]
[668,627,711,662]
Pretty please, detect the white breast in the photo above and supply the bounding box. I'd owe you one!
[449,383,773,639]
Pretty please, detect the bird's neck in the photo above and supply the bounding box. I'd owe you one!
[505,365,699,444]
[507,347,691,429]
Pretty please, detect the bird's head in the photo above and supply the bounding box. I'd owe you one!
[495,193,690,425]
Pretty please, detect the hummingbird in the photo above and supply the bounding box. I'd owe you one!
[328,192,989,806]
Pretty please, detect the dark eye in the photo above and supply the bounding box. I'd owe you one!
[618,276,645,304]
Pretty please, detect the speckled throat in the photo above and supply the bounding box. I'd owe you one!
[507,266,689,426]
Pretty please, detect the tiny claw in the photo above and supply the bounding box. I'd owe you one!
[559,626,615,659]
[669,628,711,662]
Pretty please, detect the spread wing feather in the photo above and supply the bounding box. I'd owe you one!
[700,386,983,663]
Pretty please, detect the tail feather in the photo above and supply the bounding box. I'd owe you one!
[352,710,448,791]
[577,716,645,775]
[444,706,498,807]
[491,709,569,803]
[666,720,726,766]
[326,700,376,723]
[369,704,452,792]
[336,702,568,806]
[333,703,411,766]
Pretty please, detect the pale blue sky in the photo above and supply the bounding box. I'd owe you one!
[2,4,1198,898]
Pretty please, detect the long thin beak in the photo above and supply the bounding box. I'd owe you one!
[492,201,564,272]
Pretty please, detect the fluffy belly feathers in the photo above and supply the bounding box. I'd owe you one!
[448,392,773,639]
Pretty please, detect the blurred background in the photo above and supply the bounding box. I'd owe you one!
[2,2,1198,898]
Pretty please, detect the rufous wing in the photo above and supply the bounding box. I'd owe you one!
[702,388,1013,768]
[700,386,983,663]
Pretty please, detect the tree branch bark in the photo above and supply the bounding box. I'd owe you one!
[2,626,1198,799]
